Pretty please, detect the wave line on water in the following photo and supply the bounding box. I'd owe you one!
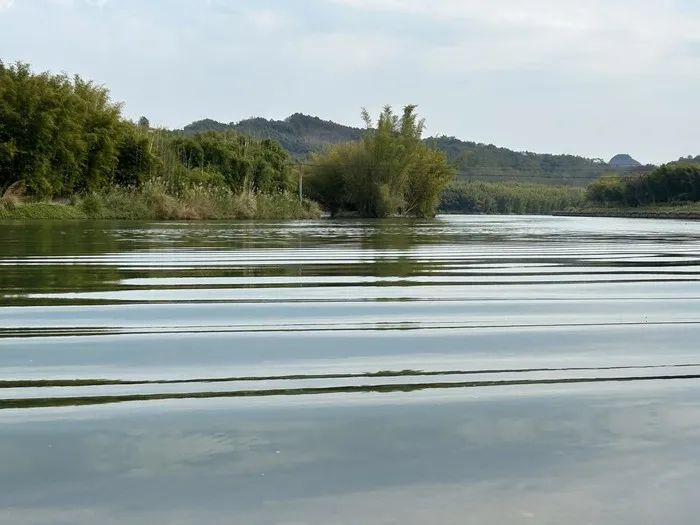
[4,373,700,410]
[4,363,700,389]
[3,319,700,339]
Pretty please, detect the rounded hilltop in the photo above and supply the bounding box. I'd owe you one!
[609,154,642,168]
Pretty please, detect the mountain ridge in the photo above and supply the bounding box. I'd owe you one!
[182,114,684,185]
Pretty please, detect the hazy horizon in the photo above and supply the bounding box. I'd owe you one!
[2,0,699,164]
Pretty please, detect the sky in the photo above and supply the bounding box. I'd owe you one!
[1,0,699,164]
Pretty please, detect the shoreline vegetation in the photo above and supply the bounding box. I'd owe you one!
[553,204,700,220]
[3,61,700,221]
[440,181,585,215]
[0,61,322,221]
[0,184,320,220]
[0,62,454,221]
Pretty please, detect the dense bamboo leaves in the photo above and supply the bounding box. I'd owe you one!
[305,106,454,218]
[0,62,294,199]
[168,132,294,193]
[0,62,124,197]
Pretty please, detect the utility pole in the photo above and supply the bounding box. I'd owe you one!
[298,161,303,204]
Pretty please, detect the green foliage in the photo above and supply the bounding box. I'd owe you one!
[587,164,700,207]
[113,124,159,187]
[0,201,87,219]
[0,61,123,197]
[0,61,297,207]
[0,184,321,221]
[425,136,610,185]
[586,175,626,205]
[73,182,319,220]
[441,181,585,214]
[185,113,364,157]
[167,132,294,193]
[185,115,634,187]
[255,192,322,220]
[305,106,454,218]
[573,202,700,218]
[669,155,700,166]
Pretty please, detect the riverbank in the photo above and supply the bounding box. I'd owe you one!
[0,185,321,220]
[554,203,700,220]
[440,181,585,215]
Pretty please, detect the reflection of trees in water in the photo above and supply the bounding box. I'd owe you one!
[1,221,124,257]
[0,266,122,299]
[358,219,440,250]
[0,220,453,303]
[0,223,121,301]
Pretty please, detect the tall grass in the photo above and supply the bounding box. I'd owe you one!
[78,181,320,220]
[0,201,87,219]
[440,181,586,214]
[0,180,321,220]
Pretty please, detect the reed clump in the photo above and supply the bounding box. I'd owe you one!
[441,181,586,214]
[1,181,321,220]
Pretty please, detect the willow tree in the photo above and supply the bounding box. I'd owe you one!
[305,105,454,217]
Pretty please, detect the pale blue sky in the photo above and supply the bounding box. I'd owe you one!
[1,0,699,163]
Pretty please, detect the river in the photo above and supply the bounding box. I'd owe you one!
[2,215,700,523]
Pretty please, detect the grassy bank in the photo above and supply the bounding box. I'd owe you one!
[0,182,321,220]
[440,181,586,215]
[554,203,700,220]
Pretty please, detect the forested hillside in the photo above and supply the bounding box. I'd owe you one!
[425,136,610,185]
[185,113,363,157]
[670,155,700,165]
[185,114,648,186]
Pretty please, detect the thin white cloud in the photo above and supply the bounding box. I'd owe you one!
[334,0,700,77]
[244,7,293,32]
[44,0,110,6]
[294,32,402,72]
[0,0,14,10]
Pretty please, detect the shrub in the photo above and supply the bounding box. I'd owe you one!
[587,175,626,205]
[305,106,454,218]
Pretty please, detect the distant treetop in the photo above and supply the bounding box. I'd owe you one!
[183,113,363,157]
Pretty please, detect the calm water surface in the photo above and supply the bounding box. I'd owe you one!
[2,215,700,523]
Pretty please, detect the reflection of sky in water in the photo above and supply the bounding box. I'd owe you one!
[3,323,700,383]
[3,382,700,524]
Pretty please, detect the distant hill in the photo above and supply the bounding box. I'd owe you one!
[669,155,700,166]
[183,114,652,186]
[608,154,642,169]
[425,136,609,185]
[184,113,363,157]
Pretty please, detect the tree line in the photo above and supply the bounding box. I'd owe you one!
[0,61,295,200]
[14,61,699,219]
[1,62,454,218]
[587,164,700,207]
[441,181,585,214]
